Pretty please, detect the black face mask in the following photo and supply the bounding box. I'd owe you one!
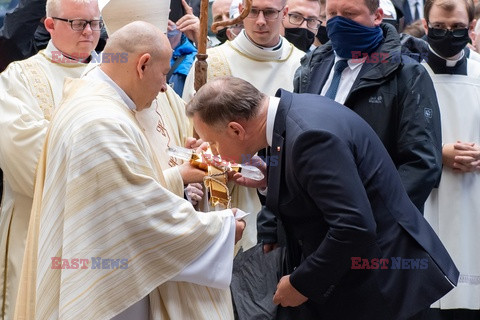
[216,27,228,44]
[427,27,470,58]
[315,25,329,44]
[284,27,315,52]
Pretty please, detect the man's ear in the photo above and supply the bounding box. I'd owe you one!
[373,8,384,26]
[44,17,55,33]
[136,53,151,79]
[422,18,429,35]
[469,19,477,40]
[282,5,289,19]
[227,121,246,140]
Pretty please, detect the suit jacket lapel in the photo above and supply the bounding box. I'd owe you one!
[306,54,335,94]
[402,0,413,25]
[266,90,290,215]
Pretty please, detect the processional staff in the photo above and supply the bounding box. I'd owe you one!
[191,0,254,209]
[194,0,252,91]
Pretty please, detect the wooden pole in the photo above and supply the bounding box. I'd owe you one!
[194,0,209,92]
[194,0,252,92]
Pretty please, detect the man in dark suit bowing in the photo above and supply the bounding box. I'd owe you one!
[186,76,459,320]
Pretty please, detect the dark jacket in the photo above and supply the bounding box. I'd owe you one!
[293,23,442,213]
[267,90,458,320]
[0,0,107,72]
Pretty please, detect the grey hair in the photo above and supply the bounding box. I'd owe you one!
[186,77,266,128]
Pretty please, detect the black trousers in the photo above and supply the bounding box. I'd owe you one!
[424,309,480,320]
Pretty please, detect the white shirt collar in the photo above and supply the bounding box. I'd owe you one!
[333,54,367,71]
[84,66,137,110]
[407,0,422,6]
[266,96,280,147]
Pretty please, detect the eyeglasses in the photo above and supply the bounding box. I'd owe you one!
[428,24,468,38]
[288,13,321,30]
[247,7,284,20]
[52,17,104,31]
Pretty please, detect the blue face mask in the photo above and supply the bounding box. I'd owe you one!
[327,16,383,59]
[167,26,181,39]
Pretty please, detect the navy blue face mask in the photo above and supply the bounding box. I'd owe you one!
[327,16,384,59]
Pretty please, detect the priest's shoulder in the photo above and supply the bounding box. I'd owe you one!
[467,57,480,78]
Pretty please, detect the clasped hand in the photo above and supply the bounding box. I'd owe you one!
[443,141,480,172]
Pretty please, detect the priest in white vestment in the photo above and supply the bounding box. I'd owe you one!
[134,88,206,200]
[0,0,101,318]
[422,1,480,315]
[183,0,305,252]
[14,21,244,320]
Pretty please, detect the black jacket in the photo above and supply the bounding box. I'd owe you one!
[293,23,442,213]
[265,90,458,320]
[0,0,107,72]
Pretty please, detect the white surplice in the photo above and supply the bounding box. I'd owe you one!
[423,60,480,310]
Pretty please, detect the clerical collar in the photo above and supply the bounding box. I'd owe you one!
[243,30,283,51]
[45,40,92,64]
[266,96,280,147]
[427,46,467,75]
[85,66,137,110]
[229,29,292,62]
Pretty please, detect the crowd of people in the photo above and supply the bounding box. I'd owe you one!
[0,0,479,319]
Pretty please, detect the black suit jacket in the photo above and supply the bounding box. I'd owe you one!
[265,90,458,320]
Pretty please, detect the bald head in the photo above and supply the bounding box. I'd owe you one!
[101,21,172,111]
[103,21,169,59]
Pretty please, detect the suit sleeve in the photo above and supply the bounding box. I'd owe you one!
[288,131,377,303]
[257,206,278,244]
[395,64,442,213]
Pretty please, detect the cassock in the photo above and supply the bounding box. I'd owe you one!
[0,40,89,320]
[423,51,480,310]
[14,74,236,320]
[182,30,305,252]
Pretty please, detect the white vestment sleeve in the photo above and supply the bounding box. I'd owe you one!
[171,210,235,289]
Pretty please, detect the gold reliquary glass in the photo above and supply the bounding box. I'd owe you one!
[167,145,264,209]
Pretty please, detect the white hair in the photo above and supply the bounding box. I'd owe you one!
[46,0,96,17]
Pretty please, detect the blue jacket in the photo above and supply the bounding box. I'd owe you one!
[168,34,197,96]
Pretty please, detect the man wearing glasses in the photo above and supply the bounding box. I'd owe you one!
[421,0,480,319]
[282,0,322,51]
[0,0,100,318]
[182,0,305,255]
